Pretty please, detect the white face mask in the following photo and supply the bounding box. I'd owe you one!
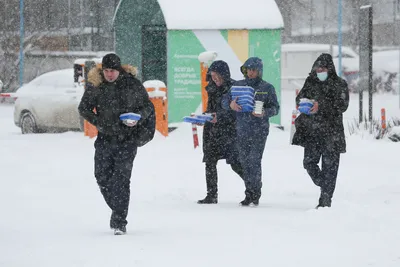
[317,72,328,81]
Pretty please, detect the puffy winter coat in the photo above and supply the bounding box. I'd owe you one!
[78,65,155,146]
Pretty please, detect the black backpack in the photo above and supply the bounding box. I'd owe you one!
[134,101,156,147]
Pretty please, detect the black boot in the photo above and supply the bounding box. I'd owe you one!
[197,194,218,204]
[240,190,254,206]
[114,225,126,235]
[240,190,261,206]
[240,195,252,206]
[239,196,253,206]
[252,193,261,206]
[316,192,332,209]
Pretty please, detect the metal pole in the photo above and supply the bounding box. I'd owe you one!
[368,7,373,122]
[68,0,71,49]
[80,0,84,50]
[90,11,94,51]
[338,0,343,77]
[19,0,24,88]
[323,0,327,34]
[338,0,343,75]
[398,1,400,107]
[310,0,313,40]
[394,0,397,45]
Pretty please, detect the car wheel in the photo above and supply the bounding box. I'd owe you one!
[20,112,38,134]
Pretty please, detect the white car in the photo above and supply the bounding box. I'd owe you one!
[281,43,360,91]
[13,69,85,134]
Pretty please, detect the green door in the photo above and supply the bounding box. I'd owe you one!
[141,25,167,84]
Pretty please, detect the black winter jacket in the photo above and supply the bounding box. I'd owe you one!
[78,65,154,143]
[292,54,349,153]
[202,61,239,164]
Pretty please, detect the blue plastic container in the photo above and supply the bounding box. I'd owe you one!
[119,112,141,121]
[231,86,255,94]
[183,116,207,124]
[231,92,255,98]
[196,114,214,121]
[237,100,255,106]
[236,95,255,105]
[241,104,254,112]
[298,102,313,115]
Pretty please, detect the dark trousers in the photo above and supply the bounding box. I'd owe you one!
[205,162,243,196]
[237,134,267,198]
[303,143,340,199]
[94,137,137,228]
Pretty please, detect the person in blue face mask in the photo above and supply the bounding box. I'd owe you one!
[222,57,280,206]
[292,53,349,209]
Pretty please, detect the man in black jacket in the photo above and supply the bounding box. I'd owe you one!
[78,53,154,235]
[292,53,349,209]
[198,60,243,204]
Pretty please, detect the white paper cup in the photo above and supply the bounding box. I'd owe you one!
[254,101,264,114]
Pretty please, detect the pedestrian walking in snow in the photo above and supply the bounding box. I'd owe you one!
[198,60,243,204]
[78,53,155,234]
[223,57,280,206]
[292,53,349,208]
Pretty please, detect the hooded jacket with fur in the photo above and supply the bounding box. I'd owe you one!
[78,65,154,142]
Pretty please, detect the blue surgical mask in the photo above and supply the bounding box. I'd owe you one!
[317,72,328,82]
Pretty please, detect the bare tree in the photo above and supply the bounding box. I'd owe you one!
[276,0,309,42]
[0,0,73,91]
[346,0,364,49]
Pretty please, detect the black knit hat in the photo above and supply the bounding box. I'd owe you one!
[102,53,122,70]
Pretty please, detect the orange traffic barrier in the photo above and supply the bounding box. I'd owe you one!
[84,120,98,138]
[381,108,386,130]
[144,82,169,137]
[200,62,208,113]
[83,108,98,138]
[190,113,199,149]
[295,89,300,109]
[289,110,298,144]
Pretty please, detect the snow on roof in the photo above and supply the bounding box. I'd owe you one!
[156,0,284,30]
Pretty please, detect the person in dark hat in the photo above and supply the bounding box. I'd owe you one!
[197,60,243,204]
[292,53,349,209]
[78,53,155,235]
[222,57,280,206]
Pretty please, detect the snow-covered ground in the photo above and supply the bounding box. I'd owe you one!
[0,90,399,267]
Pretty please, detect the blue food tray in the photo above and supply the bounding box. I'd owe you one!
[119,112,141,121]
[196,114,213,121]
[231,86,255,93]
[236,95,254,103]
[231,92,255,98]
[237,100,255,106]
[240,104,254,112]
[183,116,206,124]
[298,102,313,115]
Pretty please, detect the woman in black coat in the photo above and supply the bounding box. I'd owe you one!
[292,53,349,208]
[198,60,243,204]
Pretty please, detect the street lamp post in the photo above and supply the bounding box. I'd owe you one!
[19,0,24,88]
[338,0,343,77]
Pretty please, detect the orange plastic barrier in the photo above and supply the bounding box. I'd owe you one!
[145,85,168,137]
[200,62,208,113]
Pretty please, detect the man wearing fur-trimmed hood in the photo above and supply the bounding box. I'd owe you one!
[78,53,155,235]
